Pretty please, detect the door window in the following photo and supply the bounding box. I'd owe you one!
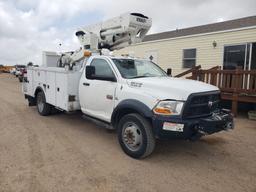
[90,59,115,78]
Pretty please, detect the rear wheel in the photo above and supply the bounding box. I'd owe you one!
[117,113,155,159]
[36,91,52,116]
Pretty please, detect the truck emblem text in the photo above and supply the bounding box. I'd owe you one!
[130,82,142,87]
[208,101,213,108]
[136,17,146,23]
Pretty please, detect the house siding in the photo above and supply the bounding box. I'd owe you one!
[114,27,256,75]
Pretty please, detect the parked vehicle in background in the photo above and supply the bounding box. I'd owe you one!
[10,68,16,74]
[15,64,26,78]
[0,65,13,73]
[19,62,36,82]
[18,68,27,82]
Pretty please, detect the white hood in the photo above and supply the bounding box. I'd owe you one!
[127,77,219,101]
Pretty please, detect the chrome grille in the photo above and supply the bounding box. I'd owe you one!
[183,92,220,118]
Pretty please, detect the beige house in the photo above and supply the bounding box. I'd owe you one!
[115,16,256,76]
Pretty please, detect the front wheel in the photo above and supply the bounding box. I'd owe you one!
[36,91,52,116]
[117,113,155,159]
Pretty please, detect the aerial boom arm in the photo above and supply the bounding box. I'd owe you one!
[60,13,152,68]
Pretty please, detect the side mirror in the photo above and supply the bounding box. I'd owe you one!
[167,68,172,76]
[86,65,95,79]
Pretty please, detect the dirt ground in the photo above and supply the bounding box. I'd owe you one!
[0,73,255,192]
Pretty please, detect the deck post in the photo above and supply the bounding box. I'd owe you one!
[231,93,238,117]
[231,69,240,117]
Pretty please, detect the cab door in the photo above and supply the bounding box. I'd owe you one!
[79,58,117,122]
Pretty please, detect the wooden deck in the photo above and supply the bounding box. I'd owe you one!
[175,66,256,116]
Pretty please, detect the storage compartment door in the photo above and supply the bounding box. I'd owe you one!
[56,73,68,110]
[23,69,33,95]
[46,71,56,105]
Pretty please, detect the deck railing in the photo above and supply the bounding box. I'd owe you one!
[191,68,256,95]
[174,65,201,78]
[175,66,256,116]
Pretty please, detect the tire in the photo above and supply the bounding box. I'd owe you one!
[117,113,155,159]
[36,91,52,116]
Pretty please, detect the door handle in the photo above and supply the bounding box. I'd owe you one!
[83,82,90,86]
[106,95,113,100]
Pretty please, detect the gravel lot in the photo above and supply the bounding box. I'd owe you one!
[0,73,255,192]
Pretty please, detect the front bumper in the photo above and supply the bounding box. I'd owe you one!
[152,109,234,140]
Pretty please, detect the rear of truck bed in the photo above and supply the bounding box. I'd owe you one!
[23,66,82,112]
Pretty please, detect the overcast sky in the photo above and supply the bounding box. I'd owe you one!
[0,0,255,65]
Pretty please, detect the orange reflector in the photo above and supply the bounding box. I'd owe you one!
[153,108,172,115]
[84,51,91,57]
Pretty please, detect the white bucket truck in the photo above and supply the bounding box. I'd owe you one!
[23,13,234,158]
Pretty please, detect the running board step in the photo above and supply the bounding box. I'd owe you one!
[82,115,114,130]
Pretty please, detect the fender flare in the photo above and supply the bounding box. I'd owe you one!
[111,99,153,127]
[34,86,44,98]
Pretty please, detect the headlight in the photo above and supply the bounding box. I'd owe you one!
[153,100,184,116]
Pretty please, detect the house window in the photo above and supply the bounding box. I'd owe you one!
[223,44,247,69]
[223,43,256,70]
[183,49,196,68]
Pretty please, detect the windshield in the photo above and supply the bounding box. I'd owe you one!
[112,59,167,79]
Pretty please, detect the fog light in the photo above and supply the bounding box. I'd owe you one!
[163,122,184,132]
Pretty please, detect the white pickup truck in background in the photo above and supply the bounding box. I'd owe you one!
[22,13,234,158]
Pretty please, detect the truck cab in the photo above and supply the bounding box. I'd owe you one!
[82,55,234,158]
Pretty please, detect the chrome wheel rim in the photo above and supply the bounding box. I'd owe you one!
[122,122,142,151]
